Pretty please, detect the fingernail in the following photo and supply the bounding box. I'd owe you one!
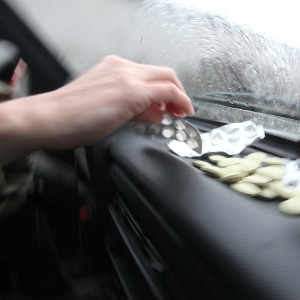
[187,108,195,116]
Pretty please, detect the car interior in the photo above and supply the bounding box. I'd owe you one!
[0,0,300,299]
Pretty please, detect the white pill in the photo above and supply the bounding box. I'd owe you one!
[291,189,300,198]
[134,124,146,134]
[208,155,227,163]
[246,152,268,162]
[220,172,247,183]
[217,157,242,168]
[255,166,286,180]
[279,196,300,215]
[268,181,294,199]
[176,131,187,141]
[161,114,173,125]
[162,127,174,138]
[238,159,261,173]
[192,160,211,168]
[149,124,160,135]
[201,166,226,178]
[230,182,262,196]
[259,187,278,199]
[241,174,272,186]
[263,157,288,165]
[222,165,244,175]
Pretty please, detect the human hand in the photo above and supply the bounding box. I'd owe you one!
[48,55,194,147]
[0,56,195,164]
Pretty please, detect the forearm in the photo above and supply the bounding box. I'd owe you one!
[0,93,53,166]
[0,89,132,166]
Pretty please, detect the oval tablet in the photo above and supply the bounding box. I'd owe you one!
[241,174,272,186]
[208,155,227,163]
[222,165,244,175]
[259,187,278,199]
[220,172,247,183]
[201,166,225,178]
[291,189,300,198]
[246,152,268,162]
[279,196,300,215]
[238,159,261,173]
[255,166,286,180]
[263,157,288,165]
[268,181,293,199]
[217,157,242,168]
[230,182,262,196]
[193,160,211,168]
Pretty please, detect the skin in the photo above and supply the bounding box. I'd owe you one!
[0,55,194,166]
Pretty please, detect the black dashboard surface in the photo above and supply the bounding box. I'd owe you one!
[91,125,300,300]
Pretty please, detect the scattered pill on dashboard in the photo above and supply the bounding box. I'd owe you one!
[192,151,300,214]
[208,155,227,162]
[255,166,286,180]
[220,172,247,183]
[241,174,272,186]
[201,166,226,178]
[278,197,300,215]
[238,159,261,173]
[222,165,243,174]
[230,182,262,196]
[263,157,288,165]
[259,187,278,199]
[246,152,268,162]
[217,157,242,167]
[291,189,300,198]
[192,160,211,168]
[268,181,294,199]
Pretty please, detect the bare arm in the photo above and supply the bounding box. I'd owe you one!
[0,56,194,166]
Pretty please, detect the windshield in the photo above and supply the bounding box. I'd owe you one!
[8,0,300,141]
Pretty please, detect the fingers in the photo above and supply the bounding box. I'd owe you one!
[131,105,164,123]
[165,103,187,117]
[138,65,186,93]
[145,81,194,117]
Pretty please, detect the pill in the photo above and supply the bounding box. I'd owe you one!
[217,157,242,168]
[259,187,278,199]
[230,182,262,196]
[255,166,286,180]
[187,138,199,149]
[149,124,160,135]
[246,152,268,162]
[268,181,294,199]
[220,172,247,183]
[263,157,288,165]
[208,155,227,163]
[241,174,272,186]
[162,127,175,138]
[201,166,226,178]
[134,124,146,134]
[291,189,300,197]
[279,196,300,215]
[161,113,173,125]
[238,159,261,173]
[192,160,211,168]
[222,165,244,174]
[176,131,187,141]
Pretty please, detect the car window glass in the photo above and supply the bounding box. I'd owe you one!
[8,0,300,140]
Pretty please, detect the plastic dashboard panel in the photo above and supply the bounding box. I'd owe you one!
[90,125,300,300]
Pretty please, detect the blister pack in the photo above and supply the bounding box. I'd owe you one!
[133,112,202,153]
[133,113,265,157]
